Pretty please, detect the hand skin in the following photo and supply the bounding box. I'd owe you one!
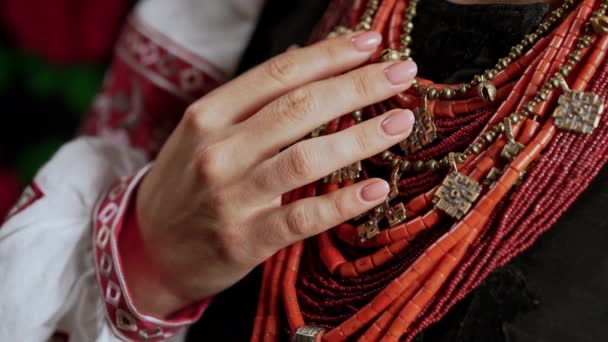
[120,31,418,319]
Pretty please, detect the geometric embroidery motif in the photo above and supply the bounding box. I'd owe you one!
[433,172,482,219]
[139,327,164,340]
[116,309,138,332]
[99,253,113,278]
[554,90,604,134]
[105,280,122,307]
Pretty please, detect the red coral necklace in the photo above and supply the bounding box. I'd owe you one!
[250,0,608,341]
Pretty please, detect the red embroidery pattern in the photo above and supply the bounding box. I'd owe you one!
[92,165,209,341]
[5,183,43,221]
[81,16,225,157]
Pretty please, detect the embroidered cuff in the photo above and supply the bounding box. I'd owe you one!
[93,164,210,341]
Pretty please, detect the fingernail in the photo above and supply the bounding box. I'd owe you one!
[360,180,390,202]
[385,60,417,85]
[381,110,415,136]
[352,31,382,51]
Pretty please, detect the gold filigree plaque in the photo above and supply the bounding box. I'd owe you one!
[553,91,604,134]
[433,172,482,219]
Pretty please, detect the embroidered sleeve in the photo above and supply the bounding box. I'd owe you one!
[93,165,212,341]
[0,1,264,341]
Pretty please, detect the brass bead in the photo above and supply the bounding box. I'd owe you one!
[592,15,608,34]
[472,75,484,85]
[498,58,509,69]
[525,103,536,113]
[414,160,425,171]
[356,22,371,31]
[550,77,561,88]
[484,69,496,80]
[400,160,411,172]
[381,49,401,62]
[441,88,455,99]
[524,34,536,44]
[352,110,363,122]
[455,153,466,164]
[512,44,524,55]
[511,113,521,124]
[401,35,412,45]
[477,81,497,102]
[381,150,392,160]
[458,84,469,94]
[471,144,481,154]
[405,22,414,31]
[391,158,400,167]
[483,131,496,143]
[494,122,506,133]
[427,88,439,100]
[427,159,439,171]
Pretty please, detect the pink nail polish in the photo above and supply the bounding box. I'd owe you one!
[381,110,415,136]
[385,60,418,85]
[351,31,382,51]
[360,180,390,202]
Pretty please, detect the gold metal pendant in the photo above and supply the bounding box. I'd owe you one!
[324,161,362,184]
[400,95,437,154]
[386,202,407,226]
[293,326,326,342]
[356,166,407,242]
[433,153,482,219]
[357,217,381,242]
[591,15,608,35]
[553,75,604,134]
[478,80,497,102]
[483,167,502,187]
[500,118,525,160]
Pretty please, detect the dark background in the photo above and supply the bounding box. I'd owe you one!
[0,0,134,218]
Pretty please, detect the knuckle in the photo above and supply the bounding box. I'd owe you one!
[284,206,313,237]
[213,227,246,264]
[195,144,225,182]
[351,72,376,99]
[280,144,316,181]
[279,88,316,122]
[332,196,352,222]
[321,41,342,61]
[267,53,298,86]
[183,101,212,131]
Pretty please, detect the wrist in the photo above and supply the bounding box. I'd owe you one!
[119,181,194,319]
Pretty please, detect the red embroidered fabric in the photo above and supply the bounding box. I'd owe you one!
[84,16,225,339]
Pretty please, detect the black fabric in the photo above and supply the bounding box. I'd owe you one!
[189,1,608,341]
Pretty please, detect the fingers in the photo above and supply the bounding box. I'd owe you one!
[251,108,414,197]
[236,60,417,158]
[256,178,390,248]
[186,31,382,129]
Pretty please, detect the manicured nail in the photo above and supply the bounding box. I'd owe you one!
[385,60,417,85]
[381,110,415,136]
[352,31,382,51]
[360,180,390,202]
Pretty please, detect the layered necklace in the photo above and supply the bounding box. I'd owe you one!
[250,0,608,341]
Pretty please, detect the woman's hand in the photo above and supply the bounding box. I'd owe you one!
[122,31,417,318]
